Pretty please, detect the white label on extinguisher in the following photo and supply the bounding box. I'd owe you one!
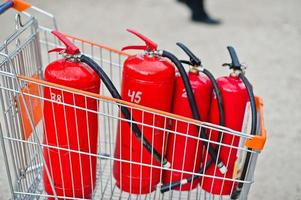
[50,92,62,102]
[127,90,142,104]
[181,88,195,98]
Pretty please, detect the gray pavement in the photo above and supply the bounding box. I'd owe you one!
[0,0,301,199]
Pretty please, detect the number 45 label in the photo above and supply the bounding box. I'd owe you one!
[128,90,142,103]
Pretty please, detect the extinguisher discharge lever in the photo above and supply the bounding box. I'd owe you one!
[122,29,158,52]
[49,31,80,55]
[176,42,201,66]
[223,46,244,72]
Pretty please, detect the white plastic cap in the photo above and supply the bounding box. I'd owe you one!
[180,179,188,184]
[163,161,171,168]
[219,165,228,174]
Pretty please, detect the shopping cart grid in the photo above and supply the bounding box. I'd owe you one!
[0,3,266,200]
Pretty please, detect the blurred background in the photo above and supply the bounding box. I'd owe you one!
[0,0,300,199]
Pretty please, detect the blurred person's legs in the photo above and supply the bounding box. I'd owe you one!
[178,0,220,24]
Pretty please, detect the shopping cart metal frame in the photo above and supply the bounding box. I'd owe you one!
[0,1,266,200]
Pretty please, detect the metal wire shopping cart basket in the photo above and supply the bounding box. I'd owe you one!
[0,1,266,199]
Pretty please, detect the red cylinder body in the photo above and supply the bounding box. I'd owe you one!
[163,71,212,190]
[43,59,100,199]
[113,54,175,194]
[201,75,248,195]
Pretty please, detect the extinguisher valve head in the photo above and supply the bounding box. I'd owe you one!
[195,65,205,72]
[225,63,247,76]
[49,31,80,55]
[180,60,204,73]
[122,29,158,52]
[153,49,163,56]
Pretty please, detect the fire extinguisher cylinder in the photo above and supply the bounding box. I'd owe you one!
[226,46,257,199]
[43,31,100,199]
[113,29,175,194]
[157,49,227,174]
[230,72,256,200]
[160,43,225,192]
[201,46,257,196]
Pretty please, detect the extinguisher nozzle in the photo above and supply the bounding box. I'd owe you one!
[160,181,182,193]
[160,178,190,193]
[217,162,227,174]
[230,187,242,200]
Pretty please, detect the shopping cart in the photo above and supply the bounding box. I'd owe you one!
[0,1,266,199]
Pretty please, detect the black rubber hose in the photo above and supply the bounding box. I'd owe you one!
[160,50,226,171]
[160,67,225,192]
[230,73,257,199]
[162,51,200,120]
[203,68,225,134]
[80,54,169,167]
[161,159,213,193]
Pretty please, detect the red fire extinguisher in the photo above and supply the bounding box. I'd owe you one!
[162,43,213,191]
[156,45,227,188]
[201,46,257,196]
[161,43,225,192]
[113,29,175,194]
[43,31,100,199]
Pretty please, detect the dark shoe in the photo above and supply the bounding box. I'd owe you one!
[191,15,221,25]
[177,0,186,4]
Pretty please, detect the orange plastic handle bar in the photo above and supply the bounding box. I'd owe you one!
[17,74,267,151]
[12,0,31,12]
[16,74,207,127]
[245,96,267,151]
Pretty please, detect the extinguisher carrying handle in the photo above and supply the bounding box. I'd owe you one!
[176,42,201,66]
[122,29,158,52]
[158,50,226,174]
[49,31,80,55]
[79,55,170,168]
